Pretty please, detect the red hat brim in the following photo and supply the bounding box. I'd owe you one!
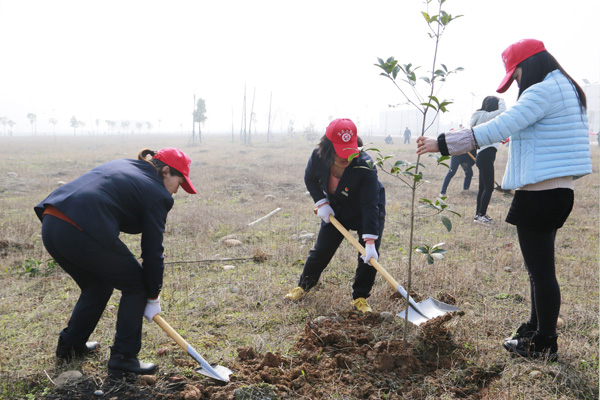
[496,66,516,93]
[181,175,197,194]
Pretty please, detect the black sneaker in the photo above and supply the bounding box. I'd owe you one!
[503,322,537,342]
[502,333,558,361]
[56,336,100,361]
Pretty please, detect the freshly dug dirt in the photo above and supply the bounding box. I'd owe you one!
[42,311,501,399]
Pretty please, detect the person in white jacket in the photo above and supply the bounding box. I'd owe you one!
[470,96,506,224]
[416,39,591,361]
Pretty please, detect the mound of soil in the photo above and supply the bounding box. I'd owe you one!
[42,311,501,399]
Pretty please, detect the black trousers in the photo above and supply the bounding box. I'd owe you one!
[41,215,148,356]
[517,226,561,336]
[507,188,574,336]
[298,218,384,299]
[475,147,497,216]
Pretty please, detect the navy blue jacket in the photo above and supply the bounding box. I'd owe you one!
[304,149,385,234]
[34,159,173,298]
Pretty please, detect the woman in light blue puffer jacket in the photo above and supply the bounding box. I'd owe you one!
[416,39,591,361]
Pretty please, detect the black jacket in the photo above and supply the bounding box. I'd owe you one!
[35,159,173,298]
[304,149,385,234]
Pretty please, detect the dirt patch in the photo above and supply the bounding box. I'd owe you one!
[42,312,502,399]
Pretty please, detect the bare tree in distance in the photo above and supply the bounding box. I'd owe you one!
[240,85,247,144]
[267,91,273,142]
[49,117,58,136]
[0,117,8,135]
[105,120,116,135]
[193,97,207,143]
[120,120,130,135]
[26,113,37,136]
[248,88,256,144]
[70,116,79,135]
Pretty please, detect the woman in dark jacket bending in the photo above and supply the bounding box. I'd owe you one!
[34,147,196,377]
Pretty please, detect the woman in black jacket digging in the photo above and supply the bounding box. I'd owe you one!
[285,118,386,313]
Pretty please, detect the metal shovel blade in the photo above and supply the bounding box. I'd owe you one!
[195,364,234,381]
[153,315,233,382]
[396,284,460,325]
[188,344,233,382]
[397,297,461,325]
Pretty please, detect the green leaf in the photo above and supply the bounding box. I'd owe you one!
[440,214,452,231]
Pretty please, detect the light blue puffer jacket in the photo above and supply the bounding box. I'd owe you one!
[472,70,591,190]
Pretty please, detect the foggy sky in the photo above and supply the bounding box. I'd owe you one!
[0,0,598,136]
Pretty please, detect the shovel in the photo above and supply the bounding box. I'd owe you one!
[153,315,233,382]
[327,214,460,326]
[466,151,512,195]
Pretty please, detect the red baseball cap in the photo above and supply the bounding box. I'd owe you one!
[325,118,359,159]
[153,147,197,194]
[497,39,546,93]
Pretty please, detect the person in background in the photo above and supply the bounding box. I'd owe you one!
[285,118,386,313]
[35,148,197,377]
[471,96,506,224]
[439,146,476,196]
[403,127,412,144]
[416,39,591,360]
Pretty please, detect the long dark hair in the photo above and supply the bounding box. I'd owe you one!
[316,135,364,167]
[479,96,499,112]
[138,148,183,178]
[517,51,586,112]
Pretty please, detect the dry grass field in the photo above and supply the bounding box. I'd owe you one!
[0,133,598,399]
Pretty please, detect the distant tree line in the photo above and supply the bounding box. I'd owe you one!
[0,113,158,136]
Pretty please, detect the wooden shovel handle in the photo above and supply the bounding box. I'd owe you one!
[153,314,188,352]
[323,213,400,290]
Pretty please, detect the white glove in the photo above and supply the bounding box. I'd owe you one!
[361,242,379,266]
[317,203,335,223]
[144,297,161,322]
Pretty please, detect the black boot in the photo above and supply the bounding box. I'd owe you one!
[56,336,100,361]
[503,322,536,342]
[108,348,157,378]
[502,332,558,361]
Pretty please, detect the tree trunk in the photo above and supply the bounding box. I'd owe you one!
[192,94,196,143]
[248,87,256,145]
[267,91,272,142]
